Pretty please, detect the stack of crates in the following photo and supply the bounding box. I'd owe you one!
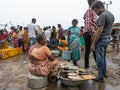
[0,48,23,60]
[0,49,10,59]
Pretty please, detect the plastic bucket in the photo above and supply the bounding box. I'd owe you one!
[62,50,72,60]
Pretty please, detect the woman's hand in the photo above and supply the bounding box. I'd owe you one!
[51,59,58,73]
[52,59,58,65]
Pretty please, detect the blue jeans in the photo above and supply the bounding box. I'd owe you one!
[95,38,110,79]
[30,37,36,48]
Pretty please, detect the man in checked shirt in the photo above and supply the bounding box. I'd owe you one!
[83,0,97,69]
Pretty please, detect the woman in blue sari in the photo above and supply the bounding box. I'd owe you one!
[68,19,81,65]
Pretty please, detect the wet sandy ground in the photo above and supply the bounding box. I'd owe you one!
[0,51,120,90]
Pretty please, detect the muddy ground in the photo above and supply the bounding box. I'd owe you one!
[0,51,120,90]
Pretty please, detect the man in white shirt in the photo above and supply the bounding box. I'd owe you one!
[44,26,51,48]
[27,18,37,47]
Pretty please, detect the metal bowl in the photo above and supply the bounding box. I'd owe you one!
[57,70,81,87]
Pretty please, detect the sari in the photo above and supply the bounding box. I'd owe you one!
[23,30,29,51]
[28,45,58,76]
[12,32,18,48]
[68,26,81,61]
[57,40,68,51]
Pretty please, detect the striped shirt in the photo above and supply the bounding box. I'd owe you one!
[83,7,97,33]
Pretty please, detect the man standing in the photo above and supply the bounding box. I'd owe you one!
[18,26,25,52]
[27,18,37,47]
[0,30,8,49]
[83,0,97,69]
[91,1,115,82]
[58,24,64,40]
[44,26,51,48]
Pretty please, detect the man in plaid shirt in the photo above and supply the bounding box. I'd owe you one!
[83,0,97,69]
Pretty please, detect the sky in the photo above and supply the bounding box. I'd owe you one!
[0,0,120,29]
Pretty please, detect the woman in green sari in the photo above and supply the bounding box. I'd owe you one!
[68,19,81,65]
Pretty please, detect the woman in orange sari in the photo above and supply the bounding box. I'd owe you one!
[57,36,68,51]
[28,34,58,76]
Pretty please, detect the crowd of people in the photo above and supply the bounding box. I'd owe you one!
[0,26,30,53]
[0,0,115,83]
[0,19,85,52]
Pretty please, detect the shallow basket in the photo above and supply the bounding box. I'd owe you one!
[62,50,72,60]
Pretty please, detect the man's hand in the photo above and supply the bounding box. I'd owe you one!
[90,43,95,51]
[91,35,94,41]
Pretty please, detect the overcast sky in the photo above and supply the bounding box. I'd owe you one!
[0,0,120,29]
